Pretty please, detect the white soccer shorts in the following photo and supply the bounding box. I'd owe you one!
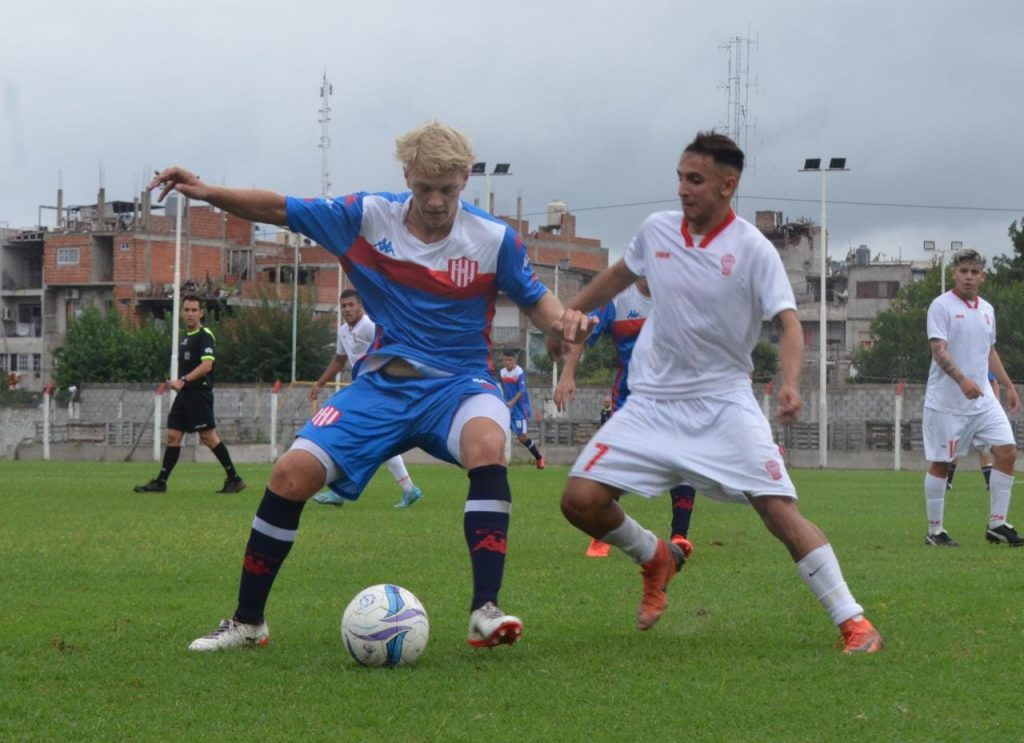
[923,400,1015,463]
[570,388,796,504]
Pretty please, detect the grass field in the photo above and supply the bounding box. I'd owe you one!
[2,460,1022,742]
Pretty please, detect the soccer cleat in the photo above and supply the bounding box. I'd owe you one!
[924,531,959,547]
[985,523,1024,546]
[467,602,523,648]
[188,618,269,651]
[394,486,423,509]
[312,491,346,507]
[216,477,246,494]
[585,538,611,558]
[670,534,694,559]
[837,617,883,655]
[133,479,167,493]
[636,539,686,631]
[536,456,545,470]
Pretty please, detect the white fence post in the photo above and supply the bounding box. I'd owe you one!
[270,380,281,462]
[153,383,166,461]
[894,381,905,471]
[762,381,773,420]
[42,382,54,460]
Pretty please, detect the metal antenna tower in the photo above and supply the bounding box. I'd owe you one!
[718,31,758,209]
[318,70,333,198]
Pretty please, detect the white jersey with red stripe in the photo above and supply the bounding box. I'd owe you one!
[286,192,546,378]
[623,210,796,399]
[337,313,376,362]
[924,290,996,414]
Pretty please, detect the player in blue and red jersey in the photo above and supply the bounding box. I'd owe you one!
[499,350,545,468]
[555,278,696,558]
[150,120,593,653]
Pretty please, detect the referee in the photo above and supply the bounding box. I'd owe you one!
[135,293,245,494]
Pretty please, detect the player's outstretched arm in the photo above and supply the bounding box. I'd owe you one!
[989,346,1019,413]
[566,259,636,315]
[552,341,584,411]
[148,167,288,226]
[775,309,804,423]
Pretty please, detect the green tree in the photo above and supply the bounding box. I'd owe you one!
[54,307,170,388]
[751,340,779,382]
[216,288,335,383]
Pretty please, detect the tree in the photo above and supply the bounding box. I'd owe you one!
[53,307,170,388]
[215,288,335,383]
[751,340,779,382]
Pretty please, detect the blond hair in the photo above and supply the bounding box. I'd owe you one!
[395,120,475,176]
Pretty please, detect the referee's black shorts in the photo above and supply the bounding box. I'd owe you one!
[167,388,217,433]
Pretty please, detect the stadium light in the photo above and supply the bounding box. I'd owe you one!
[469,161,512,214]
[800,157,849,469]
[924,240,961,294]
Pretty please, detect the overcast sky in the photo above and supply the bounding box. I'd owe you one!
[3,0,1022,266]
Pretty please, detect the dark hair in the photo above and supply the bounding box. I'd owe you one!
[684,131,744,174]
[502,349,517,358]
[951,248,986,269]
[340,289,361,301]
[181,292,203,307]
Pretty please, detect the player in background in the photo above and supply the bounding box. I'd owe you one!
[134,293,245,495]
[945,372,999,491]
[922,249,1022,547]
[599,396,613,425]
[150,120,592,653]
[554,277,696,559]
[309,289,423,509]
[550,131,881,654]
[499,350,545,469]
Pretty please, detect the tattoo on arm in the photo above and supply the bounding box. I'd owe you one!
[930,339,964,383]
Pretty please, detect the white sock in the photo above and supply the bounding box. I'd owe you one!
[385,456,414,493]
[797,543,864,625]
[988,470,1014,529]
[924,473,948,535]
[601,515,658,564]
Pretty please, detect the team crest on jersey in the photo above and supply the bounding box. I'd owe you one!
[448,257,479,288]
[764,459,783,481]
[721,254,736,276]
[311,405,342,427]
[375,238,396,256]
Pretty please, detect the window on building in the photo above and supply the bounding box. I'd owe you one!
[855,280,901,299]
[56,247,81,266]
[33,354,41,375]
[16,353,31,372]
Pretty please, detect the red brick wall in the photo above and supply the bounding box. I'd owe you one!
[44,234,93,284]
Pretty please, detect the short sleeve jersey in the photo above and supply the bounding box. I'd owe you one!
[287,193,546,377]
[587,282,652,408]
[623,211,796,399]
[924,290,996,413]
[337,314,377,362]
[499,364,531,419]
[180,326,216,390]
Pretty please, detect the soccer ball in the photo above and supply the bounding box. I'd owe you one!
[341,584,429,667]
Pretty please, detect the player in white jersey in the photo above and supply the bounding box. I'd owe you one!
[551,131,881,654]
[922,248,1021,547]
[309,289,423,509]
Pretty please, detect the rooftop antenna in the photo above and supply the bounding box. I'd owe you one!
[318,70,333,199]
[718,29,758,211]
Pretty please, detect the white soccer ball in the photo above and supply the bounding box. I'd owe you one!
[341,584,429,667]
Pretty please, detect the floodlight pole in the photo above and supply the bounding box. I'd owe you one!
[470,162,512,214]
[801,158,848,469]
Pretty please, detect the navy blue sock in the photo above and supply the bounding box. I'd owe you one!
[670,484,696,539]
[234,488,305,625]
[982,465,993,489]
[211,442,238,479]
[946,462,957,487]
[521,438,542,460]
[464,465,511,611]
[157,446,180,483]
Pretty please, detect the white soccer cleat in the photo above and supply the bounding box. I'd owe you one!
[188,618,269,651]
[467,602,523,648]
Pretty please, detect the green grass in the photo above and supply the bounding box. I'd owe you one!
[1,460,1021,742]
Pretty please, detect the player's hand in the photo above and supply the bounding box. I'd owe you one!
[1006,384,1020,414]
[959,378,982,400]
[308,383,320,402]
[169,378,185,392]
[550,309,597,344]
[776,384,803,424]
[148,167,208,203]
[553,377,577,412]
